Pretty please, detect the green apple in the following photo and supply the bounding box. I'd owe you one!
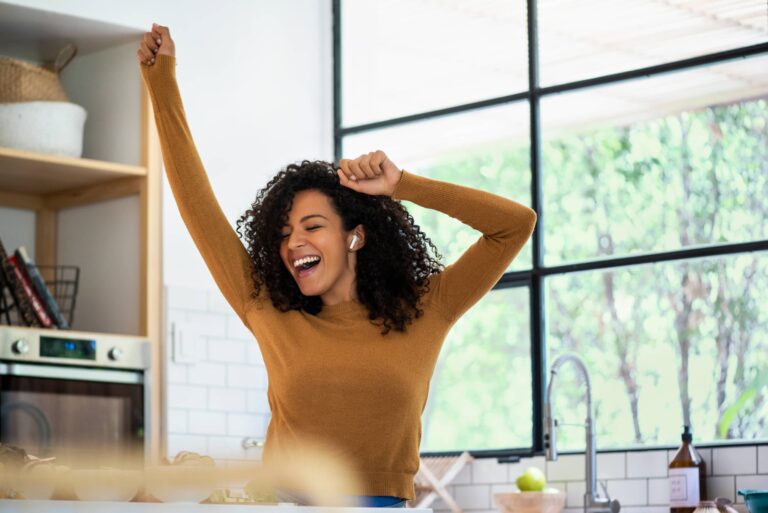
[515,467,547,492]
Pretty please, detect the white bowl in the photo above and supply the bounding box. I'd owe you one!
[0,101,87,157]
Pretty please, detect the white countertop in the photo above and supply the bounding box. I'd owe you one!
[0,500,431,512]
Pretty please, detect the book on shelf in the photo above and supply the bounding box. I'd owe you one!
[15,246,70,329]
[0,237,41,327]
[8,253,54,327]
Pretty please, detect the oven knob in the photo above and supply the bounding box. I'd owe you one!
[108,347,124,361]
[11,339,29,355]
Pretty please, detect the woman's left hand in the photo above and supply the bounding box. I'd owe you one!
[338,150,402,197]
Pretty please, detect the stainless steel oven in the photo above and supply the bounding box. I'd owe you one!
[0,326,151,467]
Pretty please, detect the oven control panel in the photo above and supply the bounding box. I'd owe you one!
[0,326,149,370]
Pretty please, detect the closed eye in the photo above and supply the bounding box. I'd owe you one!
[280,225,322,239]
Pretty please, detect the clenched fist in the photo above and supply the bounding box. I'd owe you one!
[338,151,403,197]
[136,23,175,66]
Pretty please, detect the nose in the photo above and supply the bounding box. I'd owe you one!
[286,230,306,250]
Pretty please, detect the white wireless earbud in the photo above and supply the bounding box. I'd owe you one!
[348,234,359,251]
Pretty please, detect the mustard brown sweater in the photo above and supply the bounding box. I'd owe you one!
[140,54,537,500]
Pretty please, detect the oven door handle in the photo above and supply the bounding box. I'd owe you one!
[0,362,144,384]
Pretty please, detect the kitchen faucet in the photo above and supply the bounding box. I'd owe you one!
[544,354,621,513]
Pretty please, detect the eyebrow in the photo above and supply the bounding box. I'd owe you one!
[283,214,328,228]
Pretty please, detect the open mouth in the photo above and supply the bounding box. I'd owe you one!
[294,257,321,278]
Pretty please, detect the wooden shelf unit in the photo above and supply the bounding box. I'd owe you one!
[0,2,164,463]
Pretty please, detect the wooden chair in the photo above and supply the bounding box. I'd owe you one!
[407,451,473,511]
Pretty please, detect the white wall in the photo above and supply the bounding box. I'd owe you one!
[7,0,334,289]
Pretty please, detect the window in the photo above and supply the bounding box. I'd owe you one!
[336,0,768,455]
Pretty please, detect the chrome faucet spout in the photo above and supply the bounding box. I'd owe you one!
[544,354,621,513]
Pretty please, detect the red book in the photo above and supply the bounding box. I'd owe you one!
[8,254,54,328]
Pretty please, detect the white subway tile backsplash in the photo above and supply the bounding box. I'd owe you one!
[628,451,668,478]
[167,434,207,458]
[453,464,472,485]
[227,413,264,437]
[708,476,735,502]
[188,410,226,435]
[171,326,207,364]
[758,446,768,474]
[226,364,264,389]
[166,307,187,327]
[208,435,248,460]
[209,388,247,412]
[167,409,188,434]
[454,484,491,509]
[713,447,757,475]
[606,479,647,506]
[208,338,247,363]
[207,289,232,314]
[167,384,207,409]
[620,507,669,513]
[648,478,669,505]
[527,456,547,473]
[247,342,266,366]
[167,286,208,311]
[184,312,229,338]
[473,458,509,484]
[699,448,713,476]
[597,452,626,479]
[490,483,518,495]
[547,454,585,481]
[547,481,566,493]
[735,475,768,503]
[565,480,586,508]
[166,362,188,384]
[247,389,271,415]
[227,315,254,341]
[504,462,522,484]
[188,362,226,386]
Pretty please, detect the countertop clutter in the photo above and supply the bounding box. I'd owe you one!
[0,444,428,510]
[0,501,433,512]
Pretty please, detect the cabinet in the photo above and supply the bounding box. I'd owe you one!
[0,2,164,461]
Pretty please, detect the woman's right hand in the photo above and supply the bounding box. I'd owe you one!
[136,23,175,66]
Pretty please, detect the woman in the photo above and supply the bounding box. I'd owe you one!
[137,23,536,508]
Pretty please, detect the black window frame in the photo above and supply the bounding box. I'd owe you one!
[333,0,768,460]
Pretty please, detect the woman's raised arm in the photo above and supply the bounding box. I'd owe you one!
[138,24,257,324]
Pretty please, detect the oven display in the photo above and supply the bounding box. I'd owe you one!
[40,336,97,360]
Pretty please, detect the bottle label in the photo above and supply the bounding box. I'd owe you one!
[669,467,700,507]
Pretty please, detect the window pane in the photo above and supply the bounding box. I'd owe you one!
[546,252,768,450]
[539,0,768,86]
[341,0,527,126]
[343,102,532,272]
[542,55,768,266]
[421,286,531,452]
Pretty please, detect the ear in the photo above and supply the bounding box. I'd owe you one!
[348,225,365,251]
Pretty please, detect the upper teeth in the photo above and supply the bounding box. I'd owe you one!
[293,255,320,268]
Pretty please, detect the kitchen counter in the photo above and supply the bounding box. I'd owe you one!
[0,500,431,512]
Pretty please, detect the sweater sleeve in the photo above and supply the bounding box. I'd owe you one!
[139,55,257,323]
[392,170,537,323]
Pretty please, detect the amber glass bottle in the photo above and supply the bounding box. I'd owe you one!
[669,426,707,513]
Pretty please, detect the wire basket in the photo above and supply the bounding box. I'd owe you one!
[35,264,80,328]
[0,264,80,329]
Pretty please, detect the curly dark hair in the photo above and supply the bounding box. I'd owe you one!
[235,159,444,334]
